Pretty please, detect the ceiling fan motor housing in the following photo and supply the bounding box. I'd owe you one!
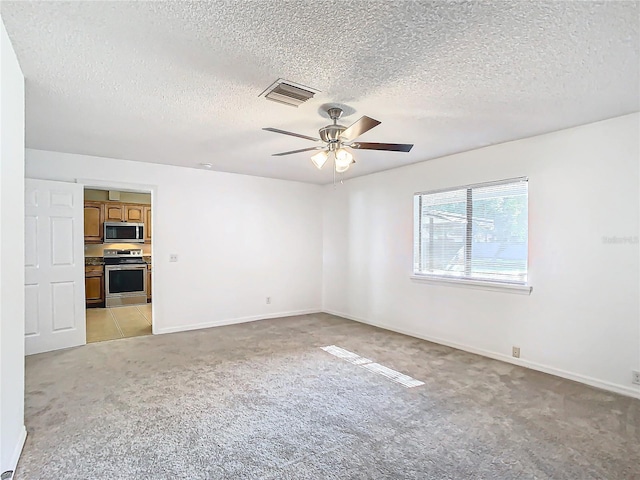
[320,107,347,147]
[319,125,346,146]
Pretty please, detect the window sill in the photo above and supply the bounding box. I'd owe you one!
[410,274,532,295]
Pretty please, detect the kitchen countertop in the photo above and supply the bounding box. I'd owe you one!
[85,256,151,266]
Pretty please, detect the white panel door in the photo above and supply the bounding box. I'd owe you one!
[25,179,86,355]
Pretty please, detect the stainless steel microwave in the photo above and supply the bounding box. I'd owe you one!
[104,222,144,243]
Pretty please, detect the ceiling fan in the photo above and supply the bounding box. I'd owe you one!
[262,107,413,173]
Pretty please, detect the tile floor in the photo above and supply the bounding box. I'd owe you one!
[86,304,152,343]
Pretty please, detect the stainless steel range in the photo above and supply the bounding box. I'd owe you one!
[104,249,147,307]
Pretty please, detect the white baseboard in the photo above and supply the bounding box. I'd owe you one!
[324,309,640,400]
[155,308,322,335]
[3,426,27,478]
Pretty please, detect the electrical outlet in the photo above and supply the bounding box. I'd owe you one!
[633,370,640,385]
[266,297,271,304]
[512,346,521,358]
[169,254,178,262]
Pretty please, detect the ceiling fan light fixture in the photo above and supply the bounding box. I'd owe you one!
[334,148,353,169]
[335,161,351,173]
[310,150,329,169]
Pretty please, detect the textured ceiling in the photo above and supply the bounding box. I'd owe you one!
[2,1,639,184]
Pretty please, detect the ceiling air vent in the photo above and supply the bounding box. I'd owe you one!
[259,79,319,107]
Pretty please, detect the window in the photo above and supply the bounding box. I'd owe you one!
[413,178,528,286]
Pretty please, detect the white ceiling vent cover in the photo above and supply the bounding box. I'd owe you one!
[259,79,319,107]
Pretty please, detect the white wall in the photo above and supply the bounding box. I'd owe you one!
[0,18,27,475]
[20,115,640,404]
[26,150,323,334]
[323,113,640,398]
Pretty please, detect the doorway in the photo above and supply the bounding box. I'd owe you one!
[83,187,153,343]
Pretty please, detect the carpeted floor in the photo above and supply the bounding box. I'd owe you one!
[17,313,640,479]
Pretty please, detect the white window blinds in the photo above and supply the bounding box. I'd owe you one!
[414,178,528,285]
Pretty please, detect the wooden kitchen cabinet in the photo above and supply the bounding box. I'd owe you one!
[85,265,104,307]
[125,204,145,223]
[146,266,152,302]
[84,201,104,243]
[84,200,151,244]
[144,206,152,243]
[105,204,125,222]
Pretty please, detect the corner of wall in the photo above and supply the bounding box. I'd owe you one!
[0,16,27,475]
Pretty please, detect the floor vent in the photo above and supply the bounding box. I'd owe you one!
[259,78,319,107]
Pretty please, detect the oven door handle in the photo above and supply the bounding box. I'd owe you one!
[105,266,147,271]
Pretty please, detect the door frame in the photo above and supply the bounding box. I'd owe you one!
[76,178,158,335]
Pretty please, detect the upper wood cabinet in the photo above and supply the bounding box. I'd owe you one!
[105,204,125,222]
[144,206,152,244]
[125,204,145,223]
[84,202,104,244]
[84,200,152,244]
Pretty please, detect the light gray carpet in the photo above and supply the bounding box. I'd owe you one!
[17,313,640,479]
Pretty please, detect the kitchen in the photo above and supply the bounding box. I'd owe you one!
[83,188,152,343]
